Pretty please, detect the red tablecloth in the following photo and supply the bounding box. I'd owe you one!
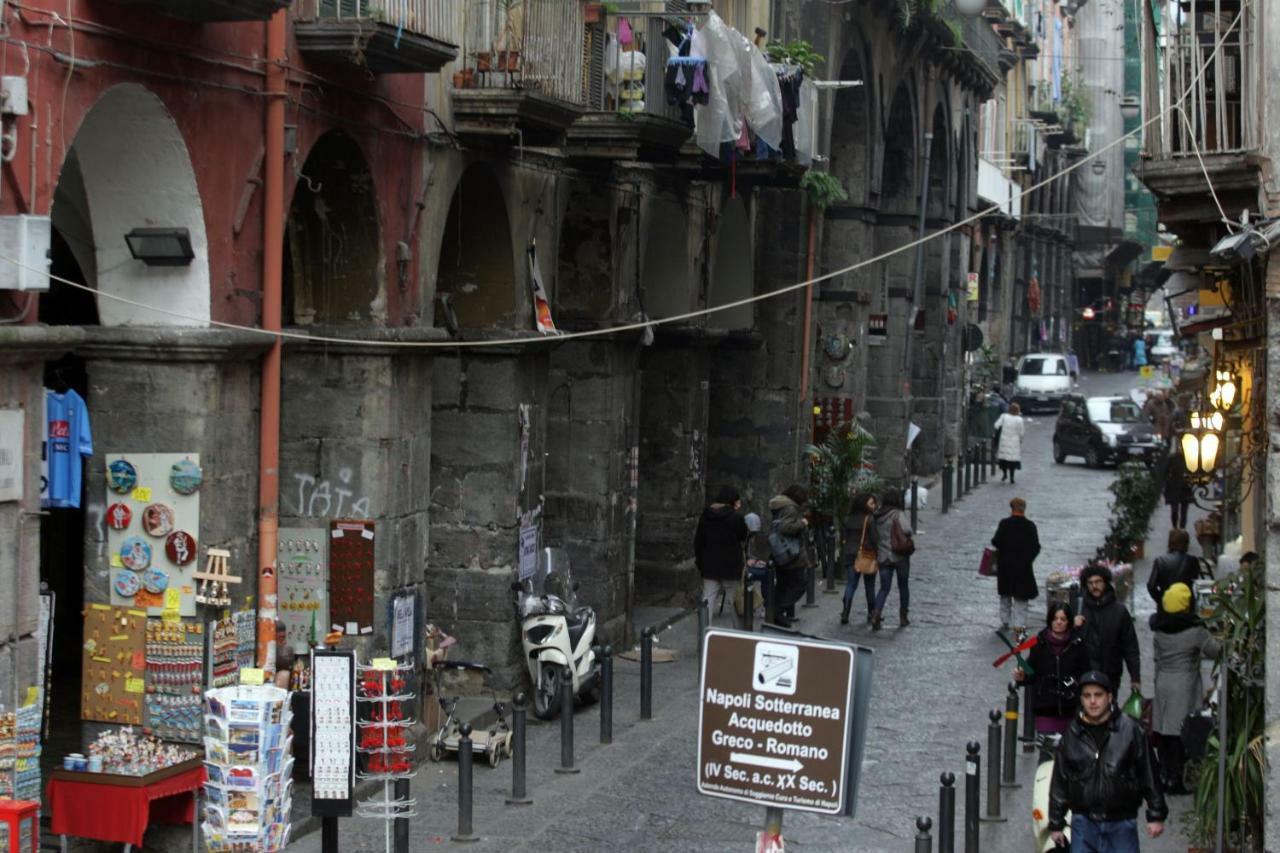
[48,766,205,847]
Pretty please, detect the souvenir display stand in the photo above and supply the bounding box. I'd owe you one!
[145,619,205,743]
[0,702,42,801]
[201,685,293,852]
[355,660,416,852]
[309,650,355,819]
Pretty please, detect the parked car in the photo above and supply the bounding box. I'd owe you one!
[1052,395,1164,467]
[1149,329,1179,364]
[1012,353,1073,412]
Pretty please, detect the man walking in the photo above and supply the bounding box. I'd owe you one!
[990,497,1040,639]
[1048,671,1167,851]
[693,486,748,626]
[1078,564,1142,697]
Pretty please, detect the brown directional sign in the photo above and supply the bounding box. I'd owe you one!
[697,629,859,814]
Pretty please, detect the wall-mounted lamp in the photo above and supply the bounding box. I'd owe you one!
[953,0,986,17]
[124,227,194,267]
[1181,411,1222,476]
[1090,160,1106,176]
[1209,367,1238,413]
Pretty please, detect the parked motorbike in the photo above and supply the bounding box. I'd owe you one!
[511,547,600,720]
[1032,733,1070,852]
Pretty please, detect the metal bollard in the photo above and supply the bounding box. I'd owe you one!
[981,710,1006,822]
[915,816,934,853]
[964,742,980,853]
[938,772,956,853]
[600,646,613,745]
[452,723,478,842]
[963,447,972,494]
[942,463,952,513]
[697,600,710,653]
[910,478,920,533]
[1022,683,1036,754]
[956,457,965,501]
[979,445,987,484]
[640,628,654,720]
[505,693,531,805]
[803,561,817,608]
[321,817,338,853]
[556,667,579,774]
[1002,683,1020,788]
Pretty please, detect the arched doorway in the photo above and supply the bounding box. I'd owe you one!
[284,131,384,325]
[43,83,210,327]
[435,166,517,329]
[830,45,871,205]
[927,104,950,220]
[708,197,753,331]
[640,198,690,320]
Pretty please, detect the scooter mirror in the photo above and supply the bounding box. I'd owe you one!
[510,582,523,592]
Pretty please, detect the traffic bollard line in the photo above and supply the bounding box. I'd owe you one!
[453,724,478,842]
[1002,683,1021,788]
[556,667,579,774]
[506,693,531,805]
[964,742,980,853]
[600,646,613,745]
[938,772,956,853]
[981,710,1006,823]
[915,816,934,853]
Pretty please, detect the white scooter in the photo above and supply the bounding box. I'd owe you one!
[1032,734,1071,852]
[512,547,600,720]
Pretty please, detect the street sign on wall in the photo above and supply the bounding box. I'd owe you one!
[697,629,872,815]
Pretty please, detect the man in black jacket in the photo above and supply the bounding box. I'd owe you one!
[693,486,749,626]
[1147,528,1200,614]
[1078,563,1141,696]
[1049,671,1167,851]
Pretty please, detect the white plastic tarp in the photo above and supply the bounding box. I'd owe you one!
[692,11,782,158]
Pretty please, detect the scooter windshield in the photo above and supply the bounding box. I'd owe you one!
[518,547,579,616]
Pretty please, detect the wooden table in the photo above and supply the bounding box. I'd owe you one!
[47,758,204,852]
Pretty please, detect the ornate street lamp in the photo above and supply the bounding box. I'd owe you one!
[1209,366,1238,413]
[1181,409,1223,477]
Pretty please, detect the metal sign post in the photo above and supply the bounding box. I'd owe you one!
[697,628,874,844]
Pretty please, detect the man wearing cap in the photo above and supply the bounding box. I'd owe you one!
[1049,670,1167,851]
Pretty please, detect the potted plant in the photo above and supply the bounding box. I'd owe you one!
[805,421,883,539]
[584,2,605,24]
[1105,461,1158,560]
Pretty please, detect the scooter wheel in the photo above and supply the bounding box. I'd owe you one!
[488,747,501,768]
[429,743,445,762]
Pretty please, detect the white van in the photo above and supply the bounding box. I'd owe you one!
[1012,353,1073,412]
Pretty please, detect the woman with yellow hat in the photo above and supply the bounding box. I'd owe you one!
[1150,582,1220,794]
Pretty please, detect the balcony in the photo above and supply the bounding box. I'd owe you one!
[563,10,693,161]
[451,0,588,142]
[1135,0,1265,220]
[294,0,459,74]
[110,0,288,21]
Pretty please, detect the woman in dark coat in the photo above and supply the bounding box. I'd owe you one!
[694,486,749,625]
[990,496,1041,638]
[1163,444,1193,529]
[1013,603,1091,734]
[840,492,879,627]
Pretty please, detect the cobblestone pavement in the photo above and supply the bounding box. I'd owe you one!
[293,370,1200,852]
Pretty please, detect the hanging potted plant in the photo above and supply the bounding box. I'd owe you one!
[493,0,522,73]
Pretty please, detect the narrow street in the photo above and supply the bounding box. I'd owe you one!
[294,370,1195,852]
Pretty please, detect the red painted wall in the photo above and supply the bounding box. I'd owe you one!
[0,3,428,326]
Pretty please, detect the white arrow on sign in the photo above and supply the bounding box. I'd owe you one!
[729,752,804,773]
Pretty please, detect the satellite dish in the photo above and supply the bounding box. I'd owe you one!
[963,323,984,352]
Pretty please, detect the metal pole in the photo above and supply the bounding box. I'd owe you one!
[938,772,956,853]
[557,666,578,774]
[915,816,934,853]
[506,693,531,805]
[942,463,952,513]
[600,646,613,745]
[964,742,981,852]
[1021,683,1036,753]
[981,710,1006,822]
[393,778,410,853]
[321,817,338,853]
[1215,664,1228,853]
[979,445,988,484]
[453,724,478,842]
[803,560,817,608]
[1002,683,1020,788]
[763,806,784,848]
[743,573,755,632]
[697,600,710,652]
[957,453,966,499]
[963,446,972,494]
[640,628,653,720]
[910,478,920,532]
[824,522,837,592]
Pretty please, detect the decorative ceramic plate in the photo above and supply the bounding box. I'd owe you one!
[142,568,170,594]
[165,531,197,566]
[113,569,141,598]
[107,459,138,494]
[169,459,203,495]
[119,536,153,571]
[142,504,176,537]
[106,503,132,530]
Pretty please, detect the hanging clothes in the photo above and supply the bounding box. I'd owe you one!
[43,388,93,509]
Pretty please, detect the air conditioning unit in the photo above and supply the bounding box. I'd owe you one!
[0,215,51,291]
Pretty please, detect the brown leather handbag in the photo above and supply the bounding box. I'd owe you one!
[854,516,878,575]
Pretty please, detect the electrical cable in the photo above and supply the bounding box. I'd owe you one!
[0,8,1245,345]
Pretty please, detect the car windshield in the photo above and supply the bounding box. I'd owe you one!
[1020,358,1066,376]
[1087,399,1143,423]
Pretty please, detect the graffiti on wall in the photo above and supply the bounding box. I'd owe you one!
[291,467,371,518]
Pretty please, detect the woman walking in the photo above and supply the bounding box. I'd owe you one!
[840,492,879,627]
[1013,603,1090,733]
[872,488,914,629]
[1151,583,1220,794]
[990,496,1040,639]
[1163,443,1193,529]
[993,402,1026,484]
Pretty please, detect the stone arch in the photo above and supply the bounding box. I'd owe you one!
[284,130,384,325]
[45,83,209,326]
[436,165,517,329]
[829,43,873,205]
[927,103,950,220]
[555,178,613,320]
[640,197,690,320]
[708,196,753,330]
[880,80,917,213]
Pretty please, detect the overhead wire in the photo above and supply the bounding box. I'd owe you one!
[0,7,1245,347]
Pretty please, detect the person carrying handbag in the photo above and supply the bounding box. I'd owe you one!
[767,485,812,628]
[873,487,915,629]
[840,493,879,627]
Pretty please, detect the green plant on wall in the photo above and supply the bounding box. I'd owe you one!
[888,0,944,32]
[1057,73,1089,129]
[1186,561,1266,851]
[805,423,883,527]
[765,40,825,76]
[800,171,848,209]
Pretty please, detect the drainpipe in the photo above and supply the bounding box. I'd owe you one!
[799,204,818,403]
[901,131,934,477]
[256,9,286,669]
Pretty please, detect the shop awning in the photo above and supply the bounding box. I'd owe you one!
[1104,239,1144,269]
